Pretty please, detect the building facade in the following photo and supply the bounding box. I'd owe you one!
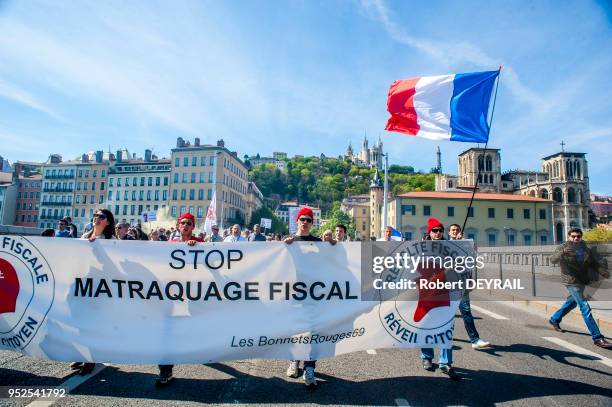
[169,138,249,227]
[106,150,171,226]
[345,136,384,169]
[245,181,264,225]
[39,156,76,229]
[14,175,42,227]
[0,173,17,226]
[72,152,110,231]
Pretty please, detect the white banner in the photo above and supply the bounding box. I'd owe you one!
[260,218,272,229]
[0,236,460,364]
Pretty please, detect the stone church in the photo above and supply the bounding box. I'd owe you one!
[435,146,590,242]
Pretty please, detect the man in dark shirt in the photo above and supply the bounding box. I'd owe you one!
[248,224,267,242]
[284,207,335,387]
[63,216,78,238]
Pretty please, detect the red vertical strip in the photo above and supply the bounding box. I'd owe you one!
[385,77,420,136]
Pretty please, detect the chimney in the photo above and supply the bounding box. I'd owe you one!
[95,150,103,163]
[194,137,200,147]
[49,154,62,164]
[144,149,152,162]
[177,137,185,148]
[81,154,89,163]
[116,150,122,162]
[217,139,225,148]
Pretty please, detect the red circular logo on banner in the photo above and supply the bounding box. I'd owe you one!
[0,258,20,314]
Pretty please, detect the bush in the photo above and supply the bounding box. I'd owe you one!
[583,227,612,243]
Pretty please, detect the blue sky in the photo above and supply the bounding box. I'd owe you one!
[0,0,610,193]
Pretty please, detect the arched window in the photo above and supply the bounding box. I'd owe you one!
[478,155,484,171]
[448,180,453,189]
[486,155,493,171]
[541,189,549,199]
[556,223,564,242]
[567,187,576,203]
[478,174,483,183]
[529,190,536,197]
[576,161,581,179]
[553,187,563,203]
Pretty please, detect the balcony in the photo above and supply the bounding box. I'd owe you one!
[39,214,65,220]
[44,174,75,180]
[43,187,74,193]
[41,201,72,206]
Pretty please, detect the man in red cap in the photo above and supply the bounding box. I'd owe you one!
[284,206,335,387]
[420,217,460,380]
[156,212,203,387]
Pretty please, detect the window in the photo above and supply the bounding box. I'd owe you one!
[132,177,137,187]
[147,191,151,201]
[447,206,454,217]
[124,191,128,200]
[91,182,96,190]
[148,177,153,187]
[198,189,204,200]
[209,172,214,183]
[90,195,94,204]
[93,169,98,178]
[192,157,197,166]
[132,191,136,200]
[156,177,160,186]
[200,172,205,183]
[540,235,547,244]
[468,207,474,217]
[109,178,114,187]
[507,234,515,246]
[85,169,90,177]
[108,191,112,200]
[488,208,495,218]
[423,205,431,216]
[181,189,186,200]
[201,156,206,165]
[207,189,212,200]
[401,205,416,215]
[197,206,203,217]
[209,156,215,166]
[78,170,83,177]
[163,190,168,200]
[116,191,120,200]
[101,170,106,177]
[524,235,532,245]
[99,195,103,204]
[140,177,145,187]
[488,233,496,246]
[191,173,196,183]
[172,189,178,200]
[163,177,169,186]
[84,182,88,191]
[175,158,180,167]
[154,190,159,200]
[139,191,144,200]
[130,205,135,215]
[117,178,121,187]
[182,173,187,183]
[404,231,413,240]
[183,157,189,167]
[507,208,514,219]
[171,206,177,217]
[539,209,546,220]
[523,208,531,219]
[189,189,195,200]
[100,182,105,191]
[174,173,179,183]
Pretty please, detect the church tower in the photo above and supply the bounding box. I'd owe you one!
[370,169,384,239]
[457,148,501,193]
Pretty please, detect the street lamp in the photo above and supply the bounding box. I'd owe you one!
[382,152,389,237]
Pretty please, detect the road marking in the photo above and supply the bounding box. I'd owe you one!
[26,363,108,407]
[471,305,508,320]
[542,337,612,368]
[395,398,411,406]
[366,349,377,355]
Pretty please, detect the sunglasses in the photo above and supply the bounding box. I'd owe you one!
[180,221,193,226]
[94,213,107,220]
[569,234,582,239]
[298,217,313,223]
[431,228,444,233]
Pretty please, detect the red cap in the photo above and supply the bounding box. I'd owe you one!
[179,212,195,224]
[296,207,314,222]
[426,217,444,234]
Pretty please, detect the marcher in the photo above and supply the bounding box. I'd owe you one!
[224,224,247,242]
[115,222,134,240]
[549,228,612,349]
[420,217,460,380]
[63,216,78,238]
[54,219,71,237]
[157,212,204,386]
[335,224,348,242]
[206,225,223,242]
[70,209,116,375]
[284,207,336,387]
[321,229,333,242]
[448,224,491,350]
[248,224,267,241]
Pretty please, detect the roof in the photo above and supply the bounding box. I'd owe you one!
[458,147,500,156]
[397,191,553,203]
[542,152,586,160]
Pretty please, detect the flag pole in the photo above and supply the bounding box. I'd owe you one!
[461,66,502,234]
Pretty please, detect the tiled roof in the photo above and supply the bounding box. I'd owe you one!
[397,191,552,203]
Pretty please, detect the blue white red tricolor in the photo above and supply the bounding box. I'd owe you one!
[385,70,499,143]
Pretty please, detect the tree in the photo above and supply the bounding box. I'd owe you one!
[583,227,612,243]
[321,202,356,239]
[248,206,287,234]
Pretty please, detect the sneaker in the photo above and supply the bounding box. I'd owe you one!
[78,363,95,376]
[422,358,434,371]
[155,369,174,387]
[471,339,491,350]
[303,366,317,387]
[286,360,300,378]
[549,319,563,332]
[439,364,460,381]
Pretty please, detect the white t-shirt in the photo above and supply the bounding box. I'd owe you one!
[223,235,246,242]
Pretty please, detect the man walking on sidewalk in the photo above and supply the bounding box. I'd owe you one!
[549,227,612,349]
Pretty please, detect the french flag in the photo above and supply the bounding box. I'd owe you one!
[385,70,499,143]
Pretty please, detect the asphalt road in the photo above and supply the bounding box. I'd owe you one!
[1,298,611,407]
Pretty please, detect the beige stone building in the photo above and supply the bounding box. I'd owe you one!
[169,138,249,227]
[245,181,264,225]
[73,152,110,231]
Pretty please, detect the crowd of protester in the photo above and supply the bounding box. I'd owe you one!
[38,208,611,388]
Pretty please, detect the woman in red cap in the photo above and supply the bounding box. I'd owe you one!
[284,207,335,387]
[420,217,460,380]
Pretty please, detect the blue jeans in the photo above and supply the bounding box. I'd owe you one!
[459,293,480,343]
[550,284,603,341]
[420,348,452,366]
